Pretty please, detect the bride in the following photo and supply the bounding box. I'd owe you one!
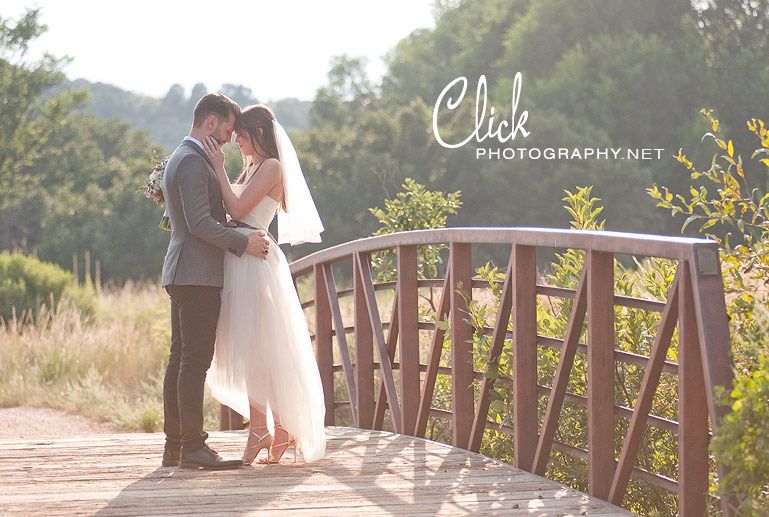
[201,104,326,465]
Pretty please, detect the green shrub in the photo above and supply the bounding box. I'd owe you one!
[650,110,769,516]
[0,282,223,432]
[369,178,462,282]
[0,252,95,323]
[711,310,769,515]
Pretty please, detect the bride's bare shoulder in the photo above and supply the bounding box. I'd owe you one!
[242,158,281,192]
[255,158,282,184]
[261,158,281,174]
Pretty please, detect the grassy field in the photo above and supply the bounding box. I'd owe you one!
[0,283,220,432]
[0,271,451,436]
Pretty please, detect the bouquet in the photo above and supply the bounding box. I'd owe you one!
[140,154,171,231]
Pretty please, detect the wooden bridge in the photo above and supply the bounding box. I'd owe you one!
[274,227,732,516]
[0,427,632,515]
[1,227,734,516]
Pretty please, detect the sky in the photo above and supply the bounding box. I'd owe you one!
[2,0,436,101]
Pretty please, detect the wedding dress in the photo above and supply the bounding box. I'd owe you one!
[207,184,326,463]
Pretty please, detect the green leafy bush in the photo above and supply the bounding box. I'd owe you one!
[712,312,769,515]
[0,252,95,323]
[369,178,461,282]
[650,110,769,516]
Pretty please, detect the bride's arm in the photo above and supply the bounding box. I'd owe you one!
[203,137,281,221]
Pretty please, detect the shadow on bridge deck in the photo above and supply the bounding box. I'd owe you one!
[0,427,634,516]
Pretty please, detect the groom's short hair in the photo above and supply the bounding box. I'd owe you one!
[192,93,241,127]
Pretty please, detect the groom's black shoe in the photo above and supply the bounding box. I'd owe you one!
[179,444,243,470]
[162,446,181,467]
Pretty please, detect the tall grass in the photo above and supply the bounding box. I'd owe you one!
[0,283,220,432]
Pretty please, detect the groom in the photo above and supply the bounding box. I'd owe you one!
[160,93,270,470]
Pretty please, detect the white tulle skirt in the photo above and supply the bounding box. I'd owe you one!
[207,232,326,463]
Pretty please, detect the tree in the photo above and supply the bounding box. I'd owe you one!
[299,0,720,246]
[187,82,208,110]
[0,9,87,249]
[693,0,769,188]
[0,9,172,282]
[220,83,256,107]
[695,0,769,57]
[33,114,167,283]
[310,55,375,128]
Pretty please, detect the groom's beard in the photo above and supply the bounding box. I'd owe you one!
[211,127,230,146]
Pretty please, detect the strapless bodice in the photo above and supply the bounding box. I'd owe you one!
[231,184,279,230]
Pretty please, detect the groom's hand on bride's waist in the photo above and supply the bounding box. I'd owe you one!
[245,230,271,260]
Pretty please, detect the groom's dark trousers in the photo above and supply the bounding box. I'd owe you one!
[163,285,222,451]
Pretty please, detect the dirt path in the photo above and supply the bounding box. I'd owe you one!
[0,406,117,439]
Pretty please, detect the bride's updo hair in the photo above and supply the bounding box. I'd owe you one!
[235,104,280,184]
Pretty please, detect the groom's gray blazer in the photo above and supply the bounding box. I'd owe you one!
[161,140,248,287]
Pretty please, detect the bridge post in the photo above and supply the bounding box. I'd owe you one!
[398,245,420,435]
[678,262,709,516]
[587,250,615,499]
[314,264,335,426]
[688,245,737,515]
[354,253,375,429]
[219,405,243,431]
[450,243,473,447]
[513,244,537,470]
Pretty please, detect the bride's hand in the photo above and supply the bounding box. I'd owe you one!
[203,136,226,175]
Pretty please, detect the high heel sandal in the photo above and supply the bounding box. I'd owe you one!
[243,426,273,465]
[258,424,297,464]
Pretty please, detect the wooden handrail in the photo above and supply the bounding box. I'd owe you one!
[289,227,717,276]
[224,227,733,516]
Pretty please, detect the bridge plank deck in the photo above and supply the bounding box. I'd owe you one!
[0,427,634,516]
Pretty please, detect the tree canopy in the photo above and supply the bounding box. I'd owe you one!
[296,0,768,249]
[2,1,768,281]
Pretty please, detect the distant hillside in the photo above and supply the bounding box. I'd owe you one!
[59,79,311,151]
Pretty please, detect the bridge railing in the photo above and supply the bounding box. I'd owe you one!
[227,227,734,515]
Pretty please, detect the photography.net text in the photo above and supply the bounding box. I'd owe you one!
[432,73,665,161]
[475,146,666,160]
